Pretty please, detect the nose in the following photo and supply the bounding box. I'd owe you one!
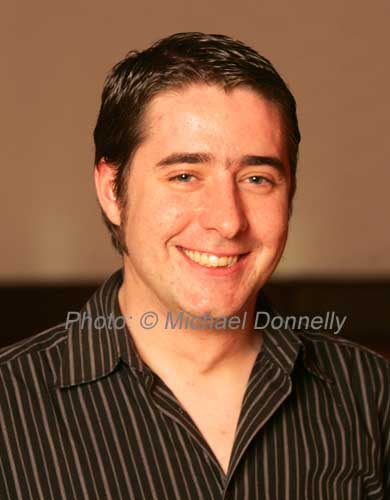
[198,177,249,239]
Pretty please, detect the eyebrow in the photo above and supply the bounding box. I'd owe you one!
[156,152,286,172]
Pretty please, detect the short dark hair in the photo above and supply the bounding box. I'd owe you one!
[93,32,301,255]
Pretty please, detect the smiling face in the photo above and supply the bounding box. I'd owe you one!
[118,84,291,318]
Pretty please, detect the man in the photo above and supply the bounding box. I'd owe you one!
[0,33,389,500]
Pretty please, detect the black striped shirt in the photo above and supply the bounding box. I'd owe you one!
[0,269,389,499]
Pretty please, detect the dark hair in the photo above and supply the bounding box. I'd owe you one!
[93,32,301,255]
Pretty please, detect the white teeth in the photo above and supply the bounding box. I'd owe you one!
[182,248,239,267]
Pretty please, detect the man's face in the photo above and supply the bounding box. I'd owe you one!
[121,84,291,317]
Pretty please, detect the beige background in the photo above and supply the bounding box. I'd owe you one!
[1,0,389,282]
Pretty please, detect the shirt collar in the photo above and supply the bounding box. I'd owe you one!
[57,269,333,388]
[257,293,334,384]
[57,268,144,388]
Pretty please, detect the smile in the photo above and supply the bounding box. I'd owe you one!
[180,247,241,268]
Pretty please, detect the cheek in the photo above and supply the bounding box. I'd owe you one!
[126,189,190,245]
[249,197,289,246]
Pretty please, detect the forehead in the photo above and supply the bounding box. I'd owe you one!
[141,84,286,158]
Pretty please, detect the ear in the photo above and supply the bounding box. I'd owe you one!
[94,160,121,226]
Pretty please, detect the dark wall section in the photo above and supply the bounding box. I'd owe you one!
[1,281,389,358]
[0,284,97,349]
[264,280,389,357]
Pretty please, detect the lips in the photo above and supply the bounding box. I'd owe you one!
[180,247,242,268]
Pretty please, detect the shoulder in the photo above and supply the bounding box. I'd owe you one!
[297,330,390,409]
[0,323,68,369]
[297,329,389,370]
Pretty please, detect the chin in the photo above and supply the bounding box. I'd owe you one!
[177,296,246,319]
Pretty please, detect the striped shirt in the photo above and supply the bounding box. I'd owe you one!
[0,269,389,500]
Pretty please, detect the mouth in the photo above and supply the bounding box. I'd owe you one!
[177,246,248,268]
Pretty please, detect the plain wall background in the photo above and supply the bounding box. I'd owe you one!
[1,0,389,282]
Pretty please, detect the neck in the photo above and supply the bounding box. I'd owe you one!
[118,277,263,379]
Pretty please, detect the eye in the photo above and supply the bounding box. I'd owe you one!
[169,173,195,183]
[245,175,274,185]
